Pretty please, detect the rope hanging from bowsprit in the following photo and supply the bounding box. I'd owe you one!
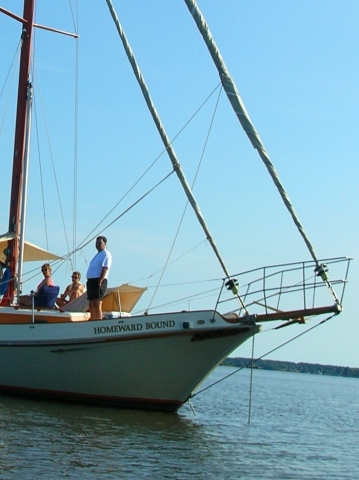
[247,333,256,424]
[188,312,337,407]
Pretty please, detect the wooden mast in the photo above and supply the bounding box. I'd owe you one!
[4,0,35,303]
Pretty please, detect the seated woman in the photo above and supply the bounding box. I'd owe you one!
[57,271,85,307]
[18,263,54,307]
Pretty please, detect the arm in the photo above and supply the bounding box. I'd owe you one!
[99,267,108,286]
[98,250,112,286]
[60,285,71,300]
[35,276,53,295]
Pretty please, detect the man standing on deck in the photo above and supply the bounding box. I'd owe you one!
[86,236,112,320]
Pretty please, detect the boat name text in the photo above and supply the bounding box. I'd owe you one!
[94,320,175,335]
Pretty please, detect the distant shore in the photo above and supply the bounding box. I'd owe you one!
[222,357,359,378]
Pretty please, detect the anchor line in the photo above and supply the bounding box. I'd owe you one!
[248,333,255,424]
[188,312,337,401]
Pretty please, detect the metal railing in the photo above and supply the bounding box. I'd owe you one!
[216,257,351,323]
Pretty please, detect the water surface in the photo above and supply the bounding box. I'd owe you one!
[1,368,358,479]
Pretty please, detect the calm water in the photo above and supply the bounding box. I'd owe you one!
[0,367,358,479]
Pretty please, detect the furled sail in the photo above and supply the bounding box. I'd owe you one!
[104,0,229,277]
[183,0,340,305]
[183,0,319,265]
[105,0,248,313]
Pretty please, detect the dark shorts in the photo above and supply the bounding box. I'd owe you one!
[86,278,107,301]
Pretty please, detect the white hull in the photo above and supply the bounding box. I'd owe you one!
[0,309,258,411]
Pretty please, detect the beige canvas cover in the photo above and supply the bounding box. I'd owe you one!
[0,234,61,262]
[61,284,146,314]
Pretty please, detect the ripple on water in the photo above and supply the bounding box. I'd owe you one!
[0,368,358,479]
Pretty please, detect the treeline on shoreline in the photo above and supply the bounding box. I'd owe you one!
[221,357,359,378]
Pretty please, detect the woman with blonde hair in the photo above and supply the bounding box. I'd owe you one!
[18,263,54,307]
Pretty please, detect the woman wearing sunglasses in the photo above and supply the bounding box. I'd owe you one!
[18,263,54,307]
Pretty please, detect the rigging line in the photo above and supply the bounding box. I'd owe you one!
[128,239,208,284]
[68,0,80,270]
[0,48,20,141]
[160,81,223,150]
[184,0,327,279]
[33,94,49,249]
[148,278,220,288]
[145,206,197,310]
[0,37,20,103]
[17,248,72,283]
[75,170,175,252]
[30,29,50,250]
[72,31,79,269]
[248,334,255,424]
[33,62,72,268]
[189,312,337,399]
[68,0,79,34]
[138,285,220,314]
[16,256,71,288]
[80,82,223,247]
[146,84,223,311]
[77,152,166,249]
[75,43,220,247]
[105,0,232,282]
[193,84,223,184]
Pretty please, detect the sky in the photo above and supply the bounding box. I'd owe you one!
[0,1,358,367]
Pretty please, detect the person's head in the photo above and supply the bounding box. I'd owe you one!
[95,236,107,251]
[41,263,52,277]
[71,271,81,283]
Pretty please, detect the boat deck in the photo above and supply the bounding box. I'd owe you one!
[0,306,90,324]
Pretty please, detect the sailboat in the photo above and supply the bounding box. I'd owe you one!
[0,0,350,412]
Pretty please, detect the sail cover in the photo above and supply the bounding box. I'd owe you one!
[61,284,147,314]
[0,234,61,263]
